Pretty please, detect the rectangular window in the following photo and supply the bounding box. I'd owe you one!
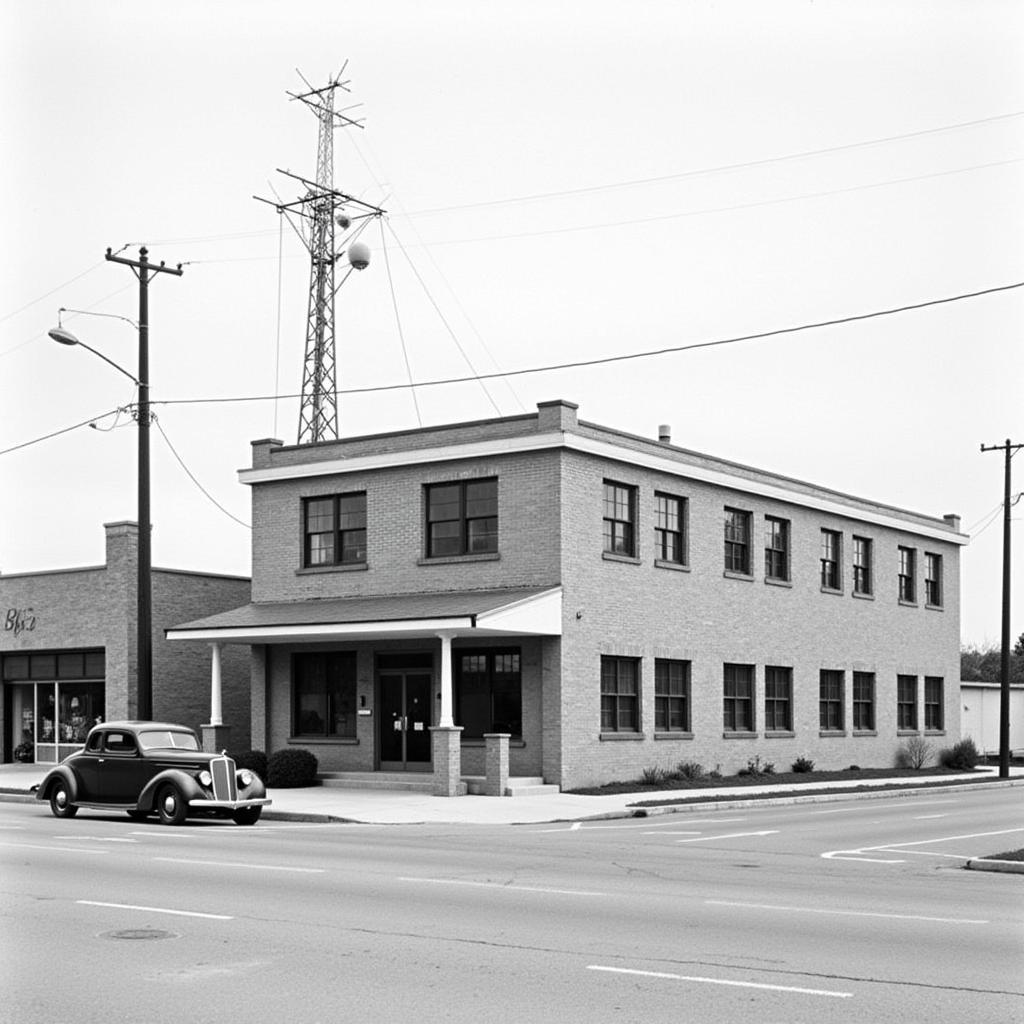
[924,676,944,730]
[456,649,522,739]
[655,659,690,732]
[853,536,873,596]
[819,670,844,731]
[853,671,876,731]
[303,493,367,567]
[925,553,943,607]
[654,493,686,564]
[897,674,918,730]
[898,546,916,603]
[764,666,792,731]
[723,663,755,732]
[820,529,841,590]
[603,482,637,556]
[764,516,790,582]
[724,508,752,575]
[601,656,640,732]
[426,478,497,557]
[293,652,358,738]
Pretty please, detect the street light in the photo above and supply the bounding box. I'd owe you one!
[48,247,183,721]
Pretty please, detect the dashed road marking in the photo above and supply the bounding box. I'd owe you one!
[587,964,852,998]
[704,899,988,924]
[399,876,607,896]
[78,900,232,920]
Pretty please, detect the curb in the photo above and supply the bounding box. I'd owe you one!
[965,858,1024,875]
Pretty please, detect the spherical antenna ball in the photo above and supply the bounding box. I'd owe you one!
[348,241,371,270]
[335,210,352,230]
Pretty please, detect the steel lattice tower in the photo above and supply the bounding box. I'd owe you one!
[256,66,385,445]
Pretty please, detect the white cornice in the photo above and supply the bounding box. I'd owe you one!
[238,432,966,546]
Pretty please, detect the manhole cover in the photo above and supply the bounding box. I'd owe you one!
[102,928,177,941]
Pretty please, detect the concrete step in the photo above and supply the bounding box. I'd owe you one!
[462,776,561,797]
[318,771,435,793]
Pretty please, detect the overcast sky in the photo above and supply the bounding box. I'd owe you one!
[2,1,1022,646]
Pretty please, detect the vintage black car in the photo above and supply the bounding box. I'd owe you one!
[35,721,271,826]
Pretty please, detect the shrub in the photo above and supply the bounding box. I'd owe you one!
[708,764,722,779]
[896,736,933,770]
[738,755,775,777]
[267,747,319,788]
[639,766,668,785]
[939,737,980,772]
[230,749,268,784]
[676,760,705,781]
[791,756,815,773]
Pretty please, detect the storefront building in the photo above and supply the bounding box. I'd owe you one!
[1,522,251,764]
[169,400,966,791]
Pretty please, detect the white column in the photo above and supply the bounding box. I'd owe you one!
[437,631,456,727]
[210,642,223,726]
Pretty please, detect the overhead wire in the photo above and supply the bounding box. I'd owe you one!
[380,219,423,426]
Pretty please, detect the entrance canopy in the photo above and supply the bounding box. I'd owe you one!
[166,586,562,645]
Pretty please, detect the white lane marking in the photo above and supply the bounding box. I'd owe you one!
[589,817,746,830]
[823,826,1024,864]
[704,900,988,925]
[676,830,778,843]
[645,831,703,836]
[154,857,325,874]
[914,814,948,820]
[54,835,137,843]
[0,825,27,830]
[399,876,607,897]
[587,965,852,999]
[77,900,232,920]
[0,841,107,855]
[129,830,196,838]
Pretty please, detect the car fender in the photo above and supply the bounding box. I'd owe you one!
[137,769,206,812]
[35,766,79,804]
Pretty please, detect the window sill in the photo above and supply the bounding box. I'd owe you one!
[764,577,792,588]
[897,729,920,737]
[599,732,644,740]
[723,731,757,739]
[852,590,874,601]
[819,730,847,738]
[925,604,944,612]
[602,551,641,565]
[925,730,946,736]
[898,599,918,608]
[820,586,843,596]
[654,559,690,573]
[288,737,359,745]
[765,730,795,739]
[853,730,878,737]
[654,731,693,740]
[297,562,368,575]
[723,571,754,582]
[417,552,500,566]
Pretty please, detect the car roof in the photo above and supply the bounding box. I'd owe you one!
[92,721,197,733]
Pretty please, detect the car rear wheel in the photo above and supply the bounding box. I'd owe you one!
[157,785,187,826]
[232,807,262,826]
[49,780,78,819]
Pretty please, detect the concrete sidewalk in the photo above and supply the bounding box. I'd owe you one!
[1,762,1019,825]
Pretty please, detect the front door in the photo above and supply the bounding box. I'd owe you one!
[378,672,432,770]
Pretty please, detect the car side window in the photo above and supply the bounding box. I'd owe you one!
[86,732,104,753]
[103,732,137,755]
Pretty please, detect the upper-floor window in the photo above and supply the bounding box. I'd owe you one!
[425,478,497,557]
[764,516,790,582]
[654,493,686,564]
[303,492,367,567]
[603,481,637,557]
[853,536,873,595]
[655,659,690,732]
[925,553,943,607]
[898,546,917,603]
[820,529,841,590]
[724,508,752,575]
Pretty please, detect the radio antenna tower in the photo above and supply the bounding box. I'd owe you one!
[255,63,386,444]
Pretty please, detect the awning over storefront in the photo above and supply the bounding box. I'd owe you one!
[165,586,563,645]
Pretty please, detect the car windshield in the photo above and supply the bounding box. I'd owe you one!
[137,730,200,751]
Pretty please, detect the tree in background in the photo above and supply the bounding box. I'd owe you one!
[961,633,1024,682]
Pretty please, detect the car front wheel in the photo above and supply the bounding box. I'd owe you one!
[49,780,78,819]
[232,807,262,826]
[157,785,187,826]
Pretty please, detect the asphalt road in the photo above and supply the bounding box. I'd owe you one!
[2,787,1021,1024]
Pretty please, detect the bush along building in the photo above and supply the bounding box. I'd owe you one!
[167,400,965,793]
[1,522,251,764]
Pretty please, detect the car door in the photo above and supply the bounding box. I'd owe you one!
[99,730,147,803]
[72,730,107,800]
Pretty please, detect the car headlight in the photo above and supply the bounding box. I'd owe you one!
[237,769,254,787]
[198,770,213,787]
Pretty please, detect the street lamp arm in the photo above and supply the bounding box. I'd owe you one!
[60,335,141,386]
[58,306,139,330]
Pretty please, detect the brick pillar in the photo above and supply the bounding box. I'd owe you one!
[429,725,464,797]
[201,723,232,753]
[483,733,510,796]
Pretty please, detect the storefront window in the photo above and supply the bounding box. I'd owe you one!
[60,683,103,742]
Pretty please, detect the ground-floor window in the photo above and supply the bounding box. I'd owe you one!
[763,666,792,731]
[897,674,918,731]
[924,676,944,730]
[456,648,522,738]
[723,663,755,732]
[819,670,844,731]
[654,659,690,732]
[292,652,357,738]
[853,672,876,730]
[601,656,640,732]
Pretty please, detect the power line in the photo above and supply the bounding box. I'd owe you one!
[145,279,1024,407]
[0,408,123,457]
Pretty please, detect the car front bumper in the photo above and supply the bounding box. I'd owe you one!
[188,797,272,810]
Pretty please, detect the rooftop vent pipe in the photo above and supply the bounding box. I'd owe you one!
[658,424,672,444]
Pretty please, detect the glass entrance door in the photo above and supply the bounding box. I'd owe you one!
[378,672,432,770]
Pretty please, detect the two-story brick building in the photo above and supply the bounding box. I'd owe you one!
[168,400,965,791]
